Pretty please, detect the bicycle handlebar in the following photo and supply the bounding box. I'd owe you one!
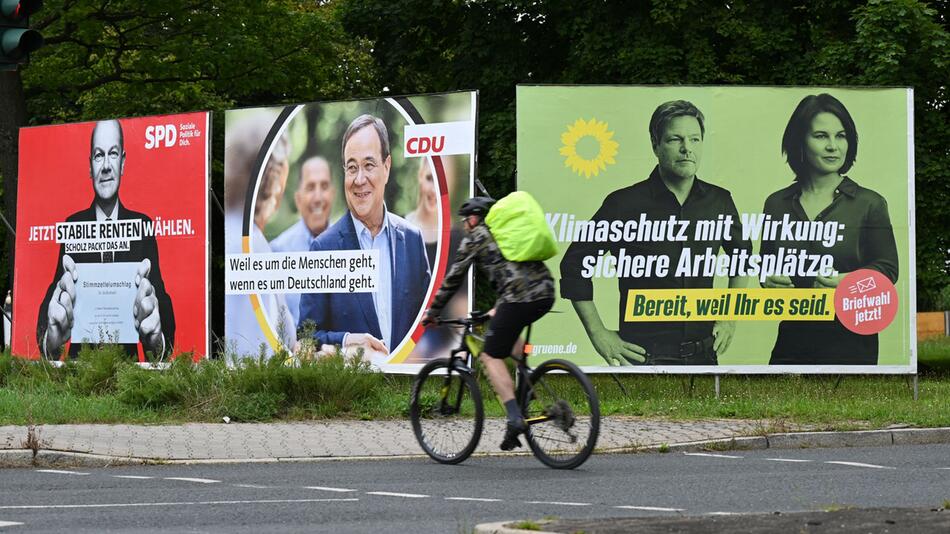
[429,311,491,328]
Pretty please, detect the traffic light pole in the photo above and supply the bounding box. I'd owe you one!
[0,0,43,70]
[0,69,26,295]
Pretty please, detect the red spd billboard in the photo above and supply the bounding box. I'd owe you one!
[13,112,210,361]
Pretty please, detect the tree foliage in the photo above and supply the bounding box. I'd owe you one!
[1,0,378,335]
[25,0,377,122]
[337,0,950,309]
[1,0,947,315]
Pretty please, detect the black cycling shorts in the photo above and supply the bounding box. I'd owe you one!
[482,298,555,359]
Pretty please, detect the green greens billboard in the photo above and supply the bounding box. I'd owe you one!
[517,86,915,373]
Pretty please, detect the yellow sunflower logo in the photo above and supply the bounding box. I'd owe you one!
[559,118,619,178]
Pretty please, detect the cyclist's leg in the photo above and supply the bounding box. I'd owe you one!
[510,337,526,357]
[478,352,524,450]
[479,353,515,403]
[481,305,525,402]
[482,298,555,450]
[481,305,529,449]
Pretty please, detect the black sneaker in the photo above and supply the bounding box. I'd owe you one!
[500,419,527,451]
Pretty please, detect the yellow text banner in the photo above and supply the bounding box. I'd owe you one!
[623,288,835,322]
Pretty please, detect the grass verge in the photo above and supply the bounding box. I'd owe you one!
[0,338,948,428]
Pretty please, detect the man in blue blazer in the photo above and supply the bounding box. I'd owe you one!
[299,114,430,354]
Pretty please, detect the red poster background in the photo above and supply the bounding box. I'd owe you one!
[12,112,209,359]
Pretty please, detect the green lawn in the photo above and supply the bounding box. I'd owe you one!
[920,336,950,371]
[0,338,948,429]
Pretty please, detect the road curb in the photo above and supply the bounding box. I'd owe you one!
[596,426,950,456]
[34,450,149,468]
[1,426,948,469]
[0,449,33,468]
[769,429,893,449]
[0,449,152,468]
[892,427,950,445]
[473,520,557,534]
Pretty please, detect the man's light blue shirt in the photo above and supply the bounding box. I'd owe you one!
[271,219,318,255]
[350,210,393,349]
[270,219,320,325]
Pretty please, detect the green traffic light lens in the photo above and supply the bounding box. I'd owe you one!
[1,27,42,57]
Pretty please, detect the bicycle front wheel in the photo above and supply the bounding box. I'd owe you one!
[524,359,600,469]
[410,358,484,464]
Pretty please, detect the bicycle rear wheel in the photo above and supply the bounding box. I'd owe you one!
[523,359,600,469]
[410,358,484,464]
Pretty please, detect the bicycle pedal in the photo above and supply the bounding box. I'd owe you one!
[500,435,523,451]
[500,420,526,451]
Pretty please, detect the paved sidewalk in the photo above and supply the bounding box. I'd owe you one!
[0,417,766,462]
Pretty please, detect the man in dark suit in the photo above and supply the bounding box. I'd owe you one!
[299,114,430,355]
[37,119,175,359]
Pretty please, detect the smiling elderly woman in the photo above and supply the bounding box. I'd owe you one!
[759,93,899,365]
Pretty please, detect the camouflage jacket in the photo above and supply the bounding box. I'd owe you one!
[428,222,555,315]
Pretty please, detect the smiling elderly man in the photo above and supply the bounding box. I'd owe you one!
[299,114,430,356]
[270,156,336,325]
[560,100,751,366]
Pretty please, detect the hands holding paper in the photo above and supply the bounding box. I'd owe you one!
[44,254,78,355]
[133,258,165,356]
[45,256,165,357]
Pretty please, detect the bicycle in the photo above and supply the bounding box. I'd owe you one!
[409,311,600,469]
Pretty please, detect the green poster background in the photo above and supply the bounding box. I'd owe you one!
[517,85,913,370]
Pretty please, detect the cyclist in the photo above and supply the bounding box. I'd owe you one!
[422,196,555,450]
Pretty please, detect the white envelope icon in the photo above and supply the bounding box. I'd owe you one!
[856,276,876,293]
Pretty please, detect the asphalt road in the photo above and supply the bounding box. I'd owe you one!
[0,444,948,533]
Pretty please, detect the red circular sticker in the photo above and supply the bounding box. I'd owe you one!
[833,269,898,335]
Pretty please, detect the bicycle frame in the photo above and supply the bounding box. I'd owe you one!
[414,312,599,468]
[441,317,556,428]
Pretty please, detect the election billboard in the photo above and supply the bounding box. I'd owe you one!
[224,91,476,370]
[517,85,915,373]
[13,112,211,361]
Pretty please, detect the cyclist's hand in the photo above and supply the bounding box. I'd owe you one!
[421,312,440,327]
[344,333,389,355]
[486,307,496,317]
[712,320,736,355]
[589,329,645,365]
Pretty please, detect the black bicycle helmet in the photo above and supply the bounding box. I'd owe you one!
[458,196,495,217]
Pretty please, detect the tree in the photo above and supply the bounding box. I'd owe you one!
[835,0,949,310]
[337,0,950,309]
[0,0,379,338]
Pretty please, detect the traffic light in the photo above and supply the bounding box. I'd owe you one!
[0,0,42,70]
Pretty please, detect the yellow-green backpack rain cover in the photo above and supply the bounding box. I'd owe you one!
[484,191,558,262]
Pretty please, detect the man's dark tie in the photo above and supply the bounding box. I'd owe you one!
[102,217,114,262]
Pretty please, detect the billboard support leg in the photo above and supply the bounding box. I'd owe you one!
[905,374,918,401]
[682,376,695,396]
[714,375,720,399]
[833,375,844,391]
[210,189,225,216]
[211,329,226,360]
[609,373,630,397]
[0,210,15,237]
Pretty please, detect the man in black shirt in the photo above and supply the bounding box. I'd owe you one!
[37,119,175,360]
[560,100,751,365]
